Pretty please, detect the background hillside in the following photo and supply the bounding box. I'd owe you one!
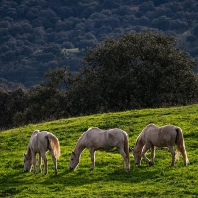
[0,0,198,88]
[0,105,198,197]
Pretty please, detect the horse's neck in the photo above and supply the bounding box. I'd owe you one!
[27,146,32,159]
[74,136,85,155]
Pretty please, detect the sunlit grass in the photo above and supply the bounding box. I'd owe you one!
[1,104,198,197]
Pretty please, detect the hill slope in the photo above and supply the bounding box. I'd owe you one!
[0,104,198,197]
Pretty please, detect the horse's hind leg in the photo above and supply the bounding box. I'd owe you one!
[179,146,189,166]
[41,153,48,175]
[38,153,42,173]
[168,146,176,166]
[117,147,130,172]
[49,149,58,175]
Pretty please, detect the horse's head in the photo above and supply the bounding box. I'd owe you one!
[23,153,32,172]
[69,151,79,171]
[129,147,142,165]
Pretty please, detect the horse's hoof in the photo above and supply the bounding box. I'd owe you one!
[184,162,188,166]
[149,162,154,166]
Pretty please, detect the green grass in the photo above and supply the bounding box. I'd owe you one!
[1,104,198,197]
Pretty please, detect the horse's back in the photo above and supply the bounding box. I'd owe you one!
[143,124,178,147]
[84,127,127,149]
[142,124,159,138]
[29,131,49,153]
[87,127,128,148]
[108,128,128,141]
[86,127,127,139]
[159,125,178,142]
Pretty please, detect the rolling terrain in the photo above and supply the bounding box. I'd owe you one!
[0,104,198,197]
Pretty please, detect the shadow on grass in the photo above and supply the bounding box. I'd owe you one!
[1,161,191,197]
[40,165,169,187]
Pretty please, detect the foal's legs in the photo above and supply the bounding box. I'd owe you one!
[117,147,130,172]
[89,148,96,169]
[49,149,58,175]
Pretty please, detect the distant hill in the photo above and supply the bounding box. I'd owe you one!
[0,0,198,88]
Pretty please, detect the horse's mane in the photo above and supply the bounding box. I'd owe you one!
[134,132,144,153]
[26,146,32,158]
[32,130,40,135]
[135,133,143,146]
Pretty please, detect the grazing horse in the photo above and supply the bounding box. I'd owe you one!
[130,124,189,166]
[23,130,60,175]
[69,127,130,172]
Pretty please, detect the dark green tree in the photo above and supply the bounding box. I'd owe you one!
[0,88,27,129]
[68,31,198,113]
[13,67,71,126]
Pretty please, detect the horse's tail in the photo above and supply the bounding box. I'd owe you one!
[124,133,130,168]
[175,127,189,165]
[47,133,61,159]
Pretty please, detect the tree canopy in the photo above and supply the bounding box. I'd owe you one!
[68,31,198,114]
[1,31,198,129]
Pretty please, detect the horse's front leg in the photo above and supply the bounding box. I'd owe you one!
[32,152,37,174]
[168,146,176,166]
[38,153,42,173]
[150,146,155,165]
[141,145,152,166]
[117,147,130,172]
[89,149,95,169]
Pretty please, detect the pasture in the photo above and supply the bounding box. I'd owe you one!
[1,105,198,197]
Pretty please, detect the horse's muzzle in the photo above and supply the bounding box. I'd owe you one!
[69,167,74,171]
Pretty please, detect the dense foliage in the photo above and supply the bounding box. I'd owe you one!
[66,32,198,114]
[0,0,198,87]
[1,32,198,129]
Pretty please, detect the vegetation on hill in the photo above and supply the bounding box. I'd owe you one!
[0,105,198,197]
[1,32,198,130]
[0,0,198,87]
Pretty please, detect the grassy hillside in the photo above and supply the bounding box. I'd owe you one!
[1,105,198,197]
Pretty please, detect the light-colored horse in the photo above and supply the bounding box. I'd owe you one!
[69,127,130,172]
[24,130,61,175]
[130,124,189,166]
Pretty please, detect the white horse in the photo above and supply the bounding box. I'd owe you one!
[24,130,61,175]
[130,124,189,166]
[69,127,130,172]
